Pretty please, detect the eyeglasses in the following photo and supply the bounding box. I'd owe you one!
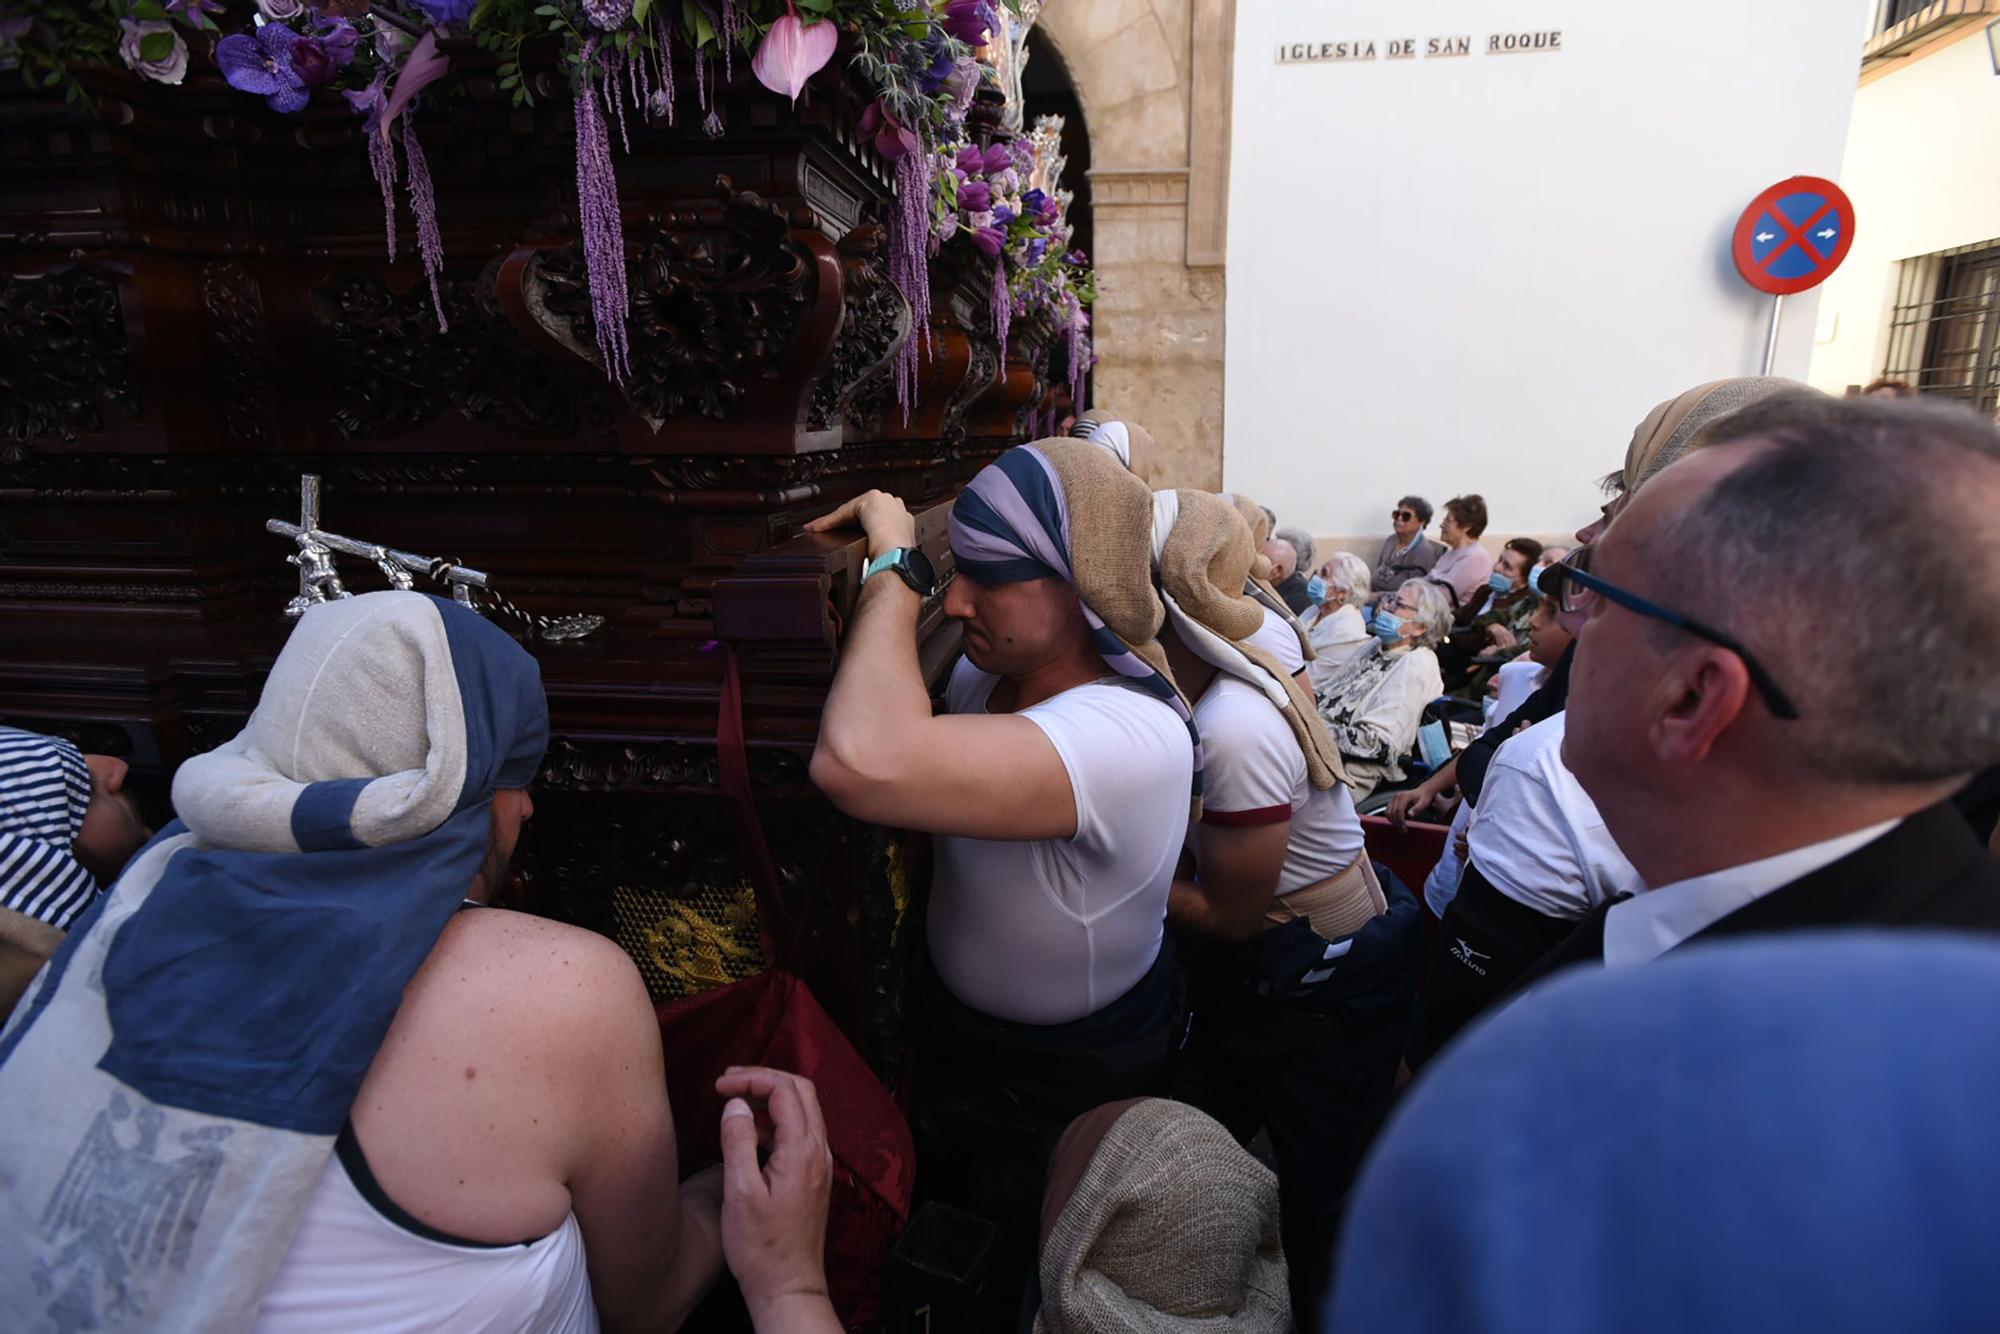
[1549,547,1800,721]
[1391,509,1417,522]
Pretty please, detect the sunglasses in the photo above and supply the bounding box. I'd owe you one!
[1545,546,1799,721]
[1392,510,1418,522]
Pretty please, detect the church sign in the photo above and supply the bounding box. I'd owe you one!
[1276,31,1562,64]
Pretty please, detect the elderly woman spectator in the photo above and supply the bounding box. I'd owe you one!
[1440,537,1544,694]
[1270,525,1319,614]
[1427,495,1495,611]
[1301,552,1375,688]
[1530,544,1569,596]
[1371,496,1445,598]
[1314,578,1453,800]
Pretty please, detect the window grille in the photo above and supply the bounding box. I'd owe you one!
[1881,240,2000,413]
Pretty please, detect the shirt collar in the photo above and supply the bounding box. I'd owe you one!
[1602,819,1903,967]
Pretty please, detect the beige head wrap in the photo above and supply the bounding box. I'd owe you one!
[1036,1099,1290,1334]
[1621,377,1803,494]
[1151,490,1344,791]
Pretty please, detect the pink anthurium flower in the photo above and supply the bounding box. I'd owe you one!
[752,5,836,104]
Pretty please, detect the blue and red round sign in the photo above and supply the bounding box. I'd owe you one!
[1732,176,1856,296]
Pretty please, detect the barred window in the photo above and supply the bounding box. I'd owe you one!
[1881,240,2000,414]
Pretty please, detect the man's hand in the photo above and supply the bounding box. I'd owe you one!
[1388,782,1443,831]
[716,1067,835,1330]
[805,489,917,560]
[1486,625,1518,650]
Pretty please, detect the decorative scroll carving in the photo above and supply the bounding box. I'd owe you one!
[0,719,135,759]
[941,334,1002,443]
[525,184,816,431]
[198,262,273,449]
[807,226,909,433]
[310,271,593,444]
[0,264,141,447]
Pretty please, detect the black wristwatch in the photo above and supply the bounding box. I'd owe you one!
[863,546,939,597]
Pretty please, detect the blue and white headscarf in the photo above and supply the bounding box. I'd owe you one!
[948,440,1203,804]
[0,591,547,1332]
[0,728,97,931]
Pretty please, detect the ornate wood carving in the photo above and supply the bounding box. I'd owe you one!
[0,263,140,449]
[198,261,274,450]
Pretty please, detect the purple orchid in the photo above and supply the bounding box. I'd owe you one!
[969,225,1006,259]
[217,23,309,112]
[751,6,836,104]
[957,178,991,213]
[941,0,995,47]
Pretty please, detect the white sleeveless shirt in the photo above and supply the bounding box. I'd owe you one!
[255,1127,598,1334]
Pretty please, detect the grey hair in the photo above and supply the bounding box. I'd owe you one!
[1397,578,1456,649]
[1397,495,1434,526]
[1325,552,1373,608]
[1275,525,1317,572]
[1636,393,2000,784]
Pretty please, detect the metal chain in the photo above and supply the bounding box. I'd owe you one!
[425,558,604,643]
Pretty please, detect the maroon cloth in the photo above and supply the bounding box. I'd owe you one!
[658,971,915,1330]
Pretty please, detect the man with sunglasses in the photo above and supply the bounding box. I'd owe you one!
[1370,497,1445,600]
[1541,393,2000,973]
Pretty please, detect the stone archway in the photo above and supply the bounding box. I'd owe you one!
[1036,0,1235,488]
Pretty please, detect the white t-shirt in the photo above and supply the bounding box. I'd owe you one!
[1191,675,1366,894]
[1464,712,1640,920]
[928,659,1194,1025]
[1483,658,1547,731]
[1430,659,1548,918]
[1247,605,1308,676]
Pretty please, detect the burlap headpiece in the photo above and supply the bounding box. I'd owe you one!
[1035,1099,1290,1334]
[1153,490,1346,791]
[1621,376,1802,494]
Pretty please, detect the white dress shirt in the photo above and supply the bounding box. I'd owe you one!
[1602,819,1903,967]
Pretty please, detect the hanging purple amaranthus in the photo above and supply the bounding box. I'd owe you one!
[889,148,933,419]
[989,251,1010,351]
[401,107,449,332]
[574,41,632,383]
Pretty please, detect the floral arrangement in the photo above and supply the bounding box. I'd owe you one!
[2,0,1091,415]
[933,113,1093,411]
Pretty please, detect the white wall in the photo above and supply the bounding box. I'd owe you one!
[1223,0,1867,542]
[1808,27,2000,396]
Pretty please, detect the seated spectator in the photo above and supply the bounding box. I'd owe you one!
[1302,552,1377,686]
[1527,544,1569,597]
[0,592,726,1330]
[1370,496,1445,599]
[1439,537,1544,694]
[1414,602,1577,920]
[1037,1099,1289,1333]
[0,727,153,1019]
[1262,534,1300,594]
[1314,578,1453,800]
[808,443,1195,1299]
[1272,524,1320,614]
[1333,936,2000,1334]
[1545,391,2000,975]
[1427,495,1496,612]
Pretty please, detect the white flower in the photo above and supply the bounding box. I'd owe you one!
[118,19,188,87]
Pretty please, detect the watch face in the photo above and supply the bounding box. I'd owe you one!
[902,547,938,595]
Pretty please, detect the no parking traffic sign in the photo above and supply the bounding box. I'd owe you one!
[1732,176,1855,296]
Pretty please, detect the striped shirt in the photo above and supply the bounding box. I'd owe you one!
[0,727,99,929]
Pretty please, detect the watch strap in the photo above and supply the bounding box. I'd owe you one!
[863,548,906,585]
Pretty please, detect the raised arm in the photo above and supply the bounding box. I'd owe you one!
[806,491,1079,841]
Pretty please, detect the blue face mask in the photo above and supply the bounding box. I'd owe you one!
[1372,608,1406,644]
[1527,565,1545,596]
[1489,571,1516,596]
[1306,575,1329,603]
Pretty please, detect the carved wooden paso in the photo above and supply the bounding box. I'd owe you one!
[0,50,1052,1071]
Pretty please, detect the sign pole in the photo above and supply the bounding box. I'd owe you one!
[1760,293,1784,376]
